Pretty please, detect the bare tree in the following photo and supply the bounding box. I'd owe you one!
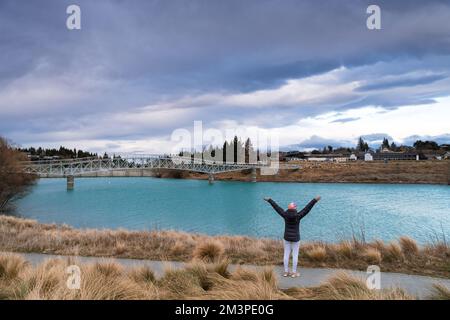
[0,137,37,213]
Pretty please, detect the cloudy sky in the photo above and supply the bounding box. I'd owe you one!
[1,0,450,153]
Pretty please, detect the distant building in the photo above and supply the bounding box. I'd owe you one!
[282,151,305,162]
[304,153,349,162]
[349,154,357,161]
[359,151,419,161]
[376,152,418,161]
[364,153,374,161]
[422,151,447,160]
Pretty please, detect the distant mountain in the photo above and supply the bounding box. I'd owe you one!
[401,133,450,146]
[280,133,450,151]
[280,135,353,151]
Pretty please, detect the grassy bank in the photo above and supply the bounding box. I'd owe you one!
[179,160,450,184]
[76,160,450,184]
[1,216,448,278]
[1,252,434,300]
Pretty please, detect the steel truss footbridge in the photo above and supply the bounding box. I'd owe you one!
[21,155,273,188]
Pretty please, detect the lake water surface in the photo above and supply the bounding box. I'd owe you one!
[15,178,450,243]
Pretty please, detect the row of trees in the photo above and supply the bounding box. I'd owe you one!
[19,146,98,159]
[0,138,37,213]
[180,136,263,163]
[366,137,445,152]
[309,137,448,154]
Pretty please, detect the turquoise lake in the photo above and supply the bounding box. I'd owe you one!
[15,178,450,243]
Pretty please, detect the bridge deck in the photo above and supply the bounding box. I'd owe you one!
[22,156,270,177]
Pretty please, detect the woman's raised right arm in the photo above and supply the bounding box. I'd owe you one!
[264,198,286,217]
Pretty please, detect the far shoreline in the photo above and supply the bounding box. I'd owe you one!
[28,159,448,185]
[35,175,449,185]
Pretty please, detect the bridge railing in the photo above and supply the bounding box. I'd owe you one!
[20,154,271,177]
[21,155,268,167]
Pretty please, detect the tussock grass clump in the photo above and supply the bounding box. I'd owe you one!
[114,241,127,255]
[428,283,450,300]
[383,242,404,262]
[193,240,225,263]
[424,242,450,259]
[231,266,260,282]
[283,272,413,300]
[304,245,327,262]
[93,261,124,278]
[399,236,419,256]
[203,267,288,300]
[207,259,231,279]
[128,265,155,284]
[20,258,67,299]
[74,265,153,300]
[372,239,386,252]
[4,257,158,300]
[157,267,206,298]
[334,241,355,259]
[361,247,382,264]
[0,253,29,280]
[170,240,188,256]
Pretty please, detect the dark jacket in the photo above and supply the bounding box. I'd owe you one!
[268,198,317,242]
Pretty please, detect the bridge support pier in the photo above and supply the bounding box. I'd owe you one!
[208,173,214,184]
[67,175,75,190]
[251,167,257,182]
[447,160,450,185]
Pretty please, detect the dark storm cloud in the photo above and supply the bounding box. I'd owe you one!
[1,0,450,148]
[2,0,450,90]
[356,74,448,91]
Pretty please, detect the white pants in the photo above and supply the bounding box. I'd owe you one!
[283,240,300,273]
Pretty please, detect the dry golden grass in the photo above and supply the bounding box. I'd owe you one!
[361,247,382,264]
[303,245,327,262]
[283,272,414,300]
[128,265,156,284]
[384,242,404,262]
[188,160,449,185]
[157,266,206,299]
[192,240,225,263]
[429,284,450,300]
[0,253,426,300]
[202,272,289,300]
[0,253,29,280]
[1,216,449,278]
[333,241,355,259]
[399,236,419,256]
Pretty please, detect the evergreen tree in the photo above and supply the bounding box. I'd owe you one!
[390,142,397,151]
[244,138,254,163]
[233,136,239,163]
[356,137,369,152]
[222,141,228,163]
[382,138,390,150]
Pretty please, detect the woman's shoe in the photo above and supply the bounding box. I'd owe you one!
[291,272,300,278]
[282,272,290,277]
